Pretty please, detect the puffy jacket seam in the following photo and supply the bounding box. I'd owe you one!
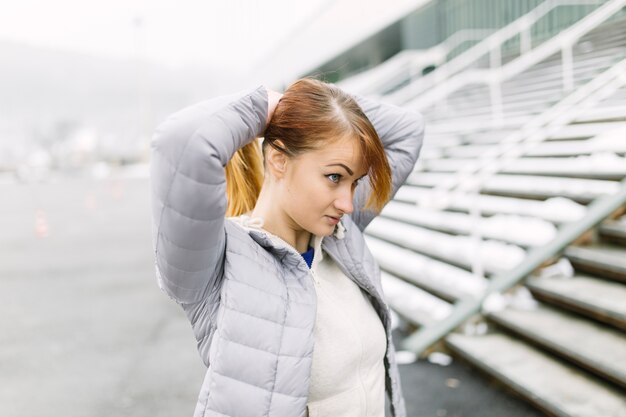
[157,229,215,252]
[224,302,311,329]
[205,288,228,414]
[225,248,277,271]
[157,271,207,296]
[202,407,230,417]
[379,108,406,140]
[160,200,225,223]
[225,277,286,301]
[223,228,263,250]
[157,252,214,275]
[153,110,229,262]
[152,146,226,186]
[153,130,195,262]
[211,368,305,398]
[265,269,290,415]
[220,331,308,358]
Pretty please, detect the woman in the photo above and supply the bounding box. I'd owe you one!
[150,76,424,417]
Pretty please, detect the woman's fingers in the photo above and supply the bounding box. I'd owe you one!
[264,85,283,124]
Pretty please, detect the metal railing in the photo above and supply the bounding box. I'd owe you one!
[404,0,626,117]
[385,0,606,106]
[400,55,626,356]
[337,29,496,97]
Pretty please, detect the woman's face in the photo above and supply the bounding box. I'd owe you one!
[280,136,369,237]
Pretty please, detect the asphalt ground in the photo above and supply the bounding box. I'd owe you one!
[0,176,545,417]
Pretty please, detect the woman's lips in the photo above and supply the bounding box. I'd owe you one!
[325,216,340,225]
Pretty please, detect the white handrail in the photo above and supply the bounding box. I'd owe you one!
[337,29,496,96]
[385,0,604,106]
[406,0,626,116]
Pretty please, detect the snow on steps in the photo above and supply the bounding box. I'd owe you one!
[405,172,621,202]
[365,235,486,301]
[433,124,626,157]
[366,215,526,275]
[379,270,454,327]
[379,200,557,247]
[416,154,626,180]
[395,185,587,224]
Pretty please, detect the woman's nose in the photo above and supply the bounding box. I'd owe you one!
[334,189,354,215]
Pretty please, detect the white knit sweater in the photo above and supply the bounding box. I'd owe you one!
[228,214,387,417]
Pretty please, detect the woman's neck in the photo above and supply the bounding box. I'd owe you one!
[250,193,312,253]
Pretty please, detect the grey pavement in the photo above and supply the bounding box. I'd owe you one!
[0,177,544,417]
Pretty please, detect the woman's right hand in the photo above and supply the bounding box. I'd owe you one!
[264,85,283,125]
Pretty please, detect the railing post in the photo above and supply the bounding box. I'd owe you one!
[490,77,504,126]
[489,40,502,69]
[434,66,449,116]
[520,19,532,54]
[469,190,485,282]
[562,42,575,92]
[409,56,421,83]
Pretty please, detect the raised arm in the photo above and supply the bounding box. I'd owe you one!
[348,92,425,232]
[150,84,269,304]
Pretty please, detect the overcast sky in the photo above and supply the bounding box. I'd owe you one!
[0,0,329,76]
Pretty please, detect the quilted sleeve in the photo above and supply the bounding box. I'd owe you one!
[150,84,269,304]
[348,92,425,232]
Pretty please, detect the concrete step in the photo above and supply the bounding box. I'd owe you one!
[366,216,526,275]
[599,217,626,246]
[419,113,534,134]
[364,235,488,301]
[380,200,557,248]
[418,155,626,181]
[405,172,622,203]
[437,97,556,120]
[464,58,616,100]
[545,121,626,141]
[565,244,626,283]
[526,273,626,331]
[426,107,539,125]
[512,48,626,82]
[445,331,626,417]
[573,105,626,123]
[520,32,626,73]
[460,129,521,145]
[453,55,622,103]
[424,122,626,159]
[440,128,626,159]
[394,185,587,225]
[381,271,454,327]
[486,303,626,388]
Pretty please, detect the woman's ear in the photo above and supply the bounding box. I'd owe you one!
[266,140,288,179]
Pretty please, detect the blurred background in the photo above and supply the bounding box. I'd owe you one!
[2,0,626,416]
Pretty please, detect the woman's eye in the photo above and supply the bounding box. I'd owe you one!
[327,173,341,183]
